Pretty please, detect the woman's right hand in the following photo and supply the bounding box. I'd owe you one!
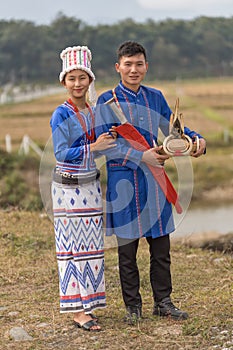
[90,133,117,152]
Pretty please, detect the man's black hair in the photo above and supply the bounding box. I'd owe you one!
[117,41,147,61]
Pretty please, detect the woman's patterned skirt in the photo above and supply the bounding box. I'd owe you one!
[51,179,106,313]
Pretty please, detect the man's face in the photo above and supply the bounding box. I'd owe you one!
[115,53,148,91]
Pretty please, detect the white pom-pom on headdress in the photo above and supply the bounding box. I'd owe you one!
[88,80,98,105]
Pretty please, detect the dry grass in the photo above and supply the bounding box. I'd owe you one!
[0,211,232,350]
[0,78,233,349]
[0,93,66,148]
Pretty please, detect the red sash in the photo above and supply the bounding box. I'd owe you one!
[115,123,182,214]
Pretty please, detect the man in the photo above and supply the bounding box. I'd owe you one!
[95,41,206,324]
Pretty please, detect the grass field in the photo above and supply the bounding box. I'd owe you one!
[0,78,232,349]
[0,211,232,350]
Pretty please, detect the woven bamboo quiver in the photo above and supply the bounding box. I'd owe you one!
[160,98,199,156]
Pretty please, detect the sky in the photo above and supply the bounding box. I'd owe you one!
[0,0,232,25]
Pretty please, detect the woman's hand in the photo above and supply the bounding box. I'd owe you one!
[90,133,116,152]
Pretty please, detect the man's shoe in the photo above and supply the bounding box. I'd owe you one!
[124,304,142,325]
[153,297,188,320]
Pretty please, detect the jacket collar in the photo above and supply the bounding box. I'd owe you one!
[118,81,142,97]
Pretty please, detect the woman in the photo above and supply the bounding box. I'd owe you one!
[50,45,116,331]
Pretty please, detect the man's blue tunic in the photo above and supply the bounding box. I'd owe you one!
[96,82,202,239]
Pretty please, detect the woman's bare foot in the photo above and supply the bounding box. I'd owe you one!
[73,311,101,331]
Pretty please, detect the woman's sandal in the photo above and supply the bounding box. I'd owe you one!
[74,319,101,332]
[89,313,98,322]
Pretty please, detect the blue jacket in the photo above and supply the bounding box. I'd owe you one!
[95,82,203,239]
[50,100,97,174]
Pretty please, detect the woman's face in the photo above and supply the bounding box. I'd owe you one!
[63,69,92,100]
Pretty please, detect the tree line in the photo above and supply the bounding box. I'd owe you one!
[0,13,232,85]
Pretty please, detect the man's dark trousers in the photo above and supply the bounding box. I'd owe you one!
[117,235,172,307]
